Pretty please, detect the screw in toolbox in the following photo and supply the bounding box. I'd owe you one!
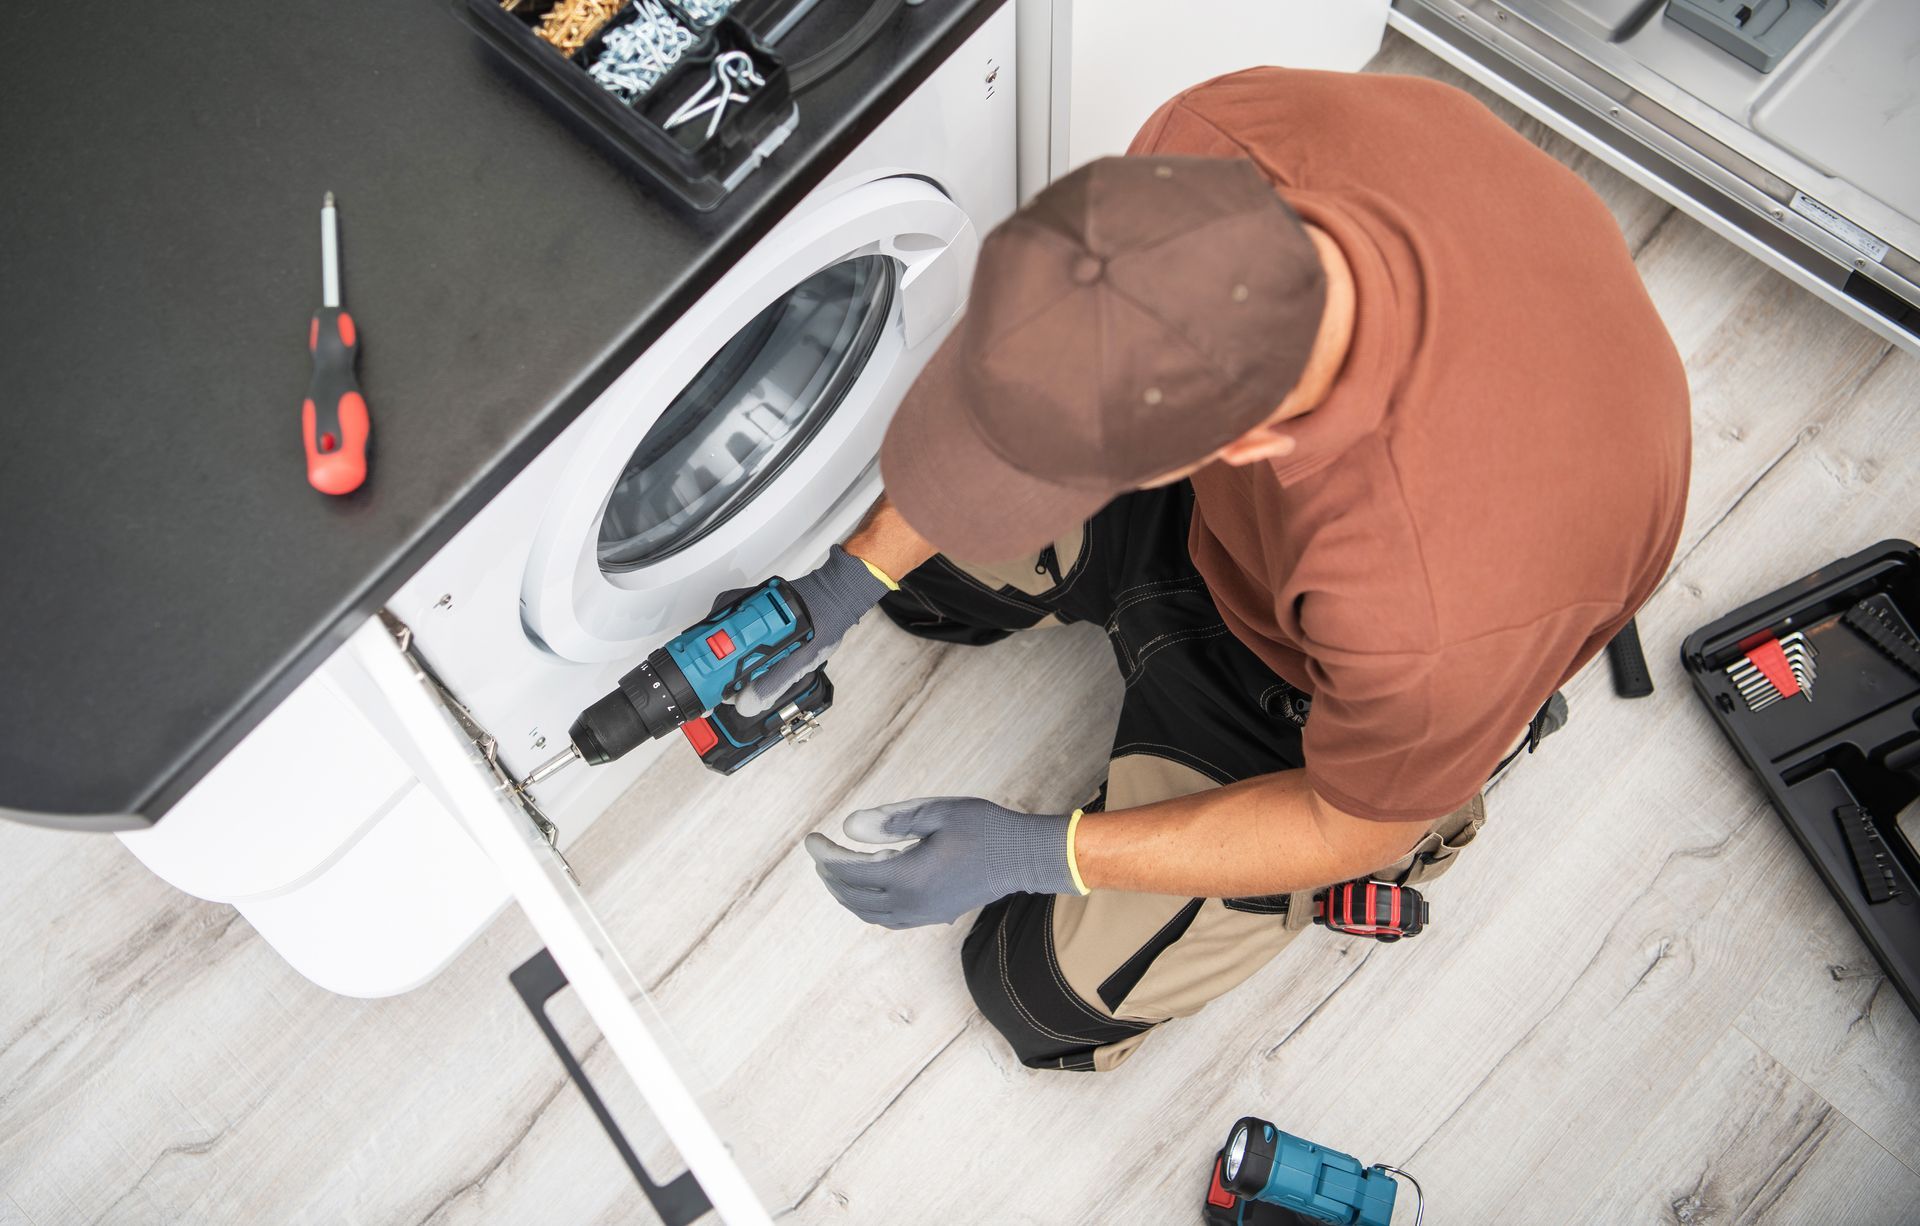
[535,0,627,57]
[678,0,735,26]
[586,0,696,103]
[665,50,764,139]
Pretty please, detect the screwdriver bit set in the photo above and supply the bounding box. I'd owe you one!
[1685,540,1920,1022]
[459,0,799,208]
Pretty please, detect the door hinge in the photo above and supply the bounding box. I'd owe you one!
[378,610,579,885]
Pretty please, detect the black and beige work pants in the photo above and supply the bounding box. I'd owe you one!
[879,482,1491,1072]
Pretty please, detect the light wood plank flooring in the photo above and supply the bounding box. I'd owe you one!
[4,33,1918,1225]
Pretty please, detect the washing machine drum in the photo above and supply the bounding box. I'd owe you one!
[521,177,977,664]
[596,255,895,571]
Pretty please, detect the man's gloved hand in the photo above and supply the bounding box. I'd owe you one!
[805,797,1080,929]
[729,545,890,716]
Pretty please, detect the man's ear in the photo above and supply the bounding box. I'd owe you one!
[1216,424,1297,467]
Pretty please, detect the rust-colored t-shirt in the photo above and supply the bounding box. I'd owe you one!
[1129,69,1691,822]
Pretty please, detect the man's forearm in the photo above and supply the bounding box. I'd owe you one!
[843,494,938,584]
[1073,770,1431,897]
[838,499,1426,897]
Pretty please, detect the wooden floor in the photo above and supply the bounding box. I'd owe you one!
[5,34,1919,1226]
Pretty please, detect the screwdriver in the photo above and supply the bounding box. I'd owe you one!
[303,192,371,495]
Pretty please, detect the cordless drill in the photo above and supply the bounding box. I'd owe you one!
[1204,1117,1421,1226]
[520,577,834,787]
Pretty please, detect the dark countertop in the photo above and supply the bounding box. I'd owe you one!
[0,0,1003,828]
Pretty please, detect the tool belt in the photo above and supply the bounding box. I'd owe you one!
[1216,688,1571,929]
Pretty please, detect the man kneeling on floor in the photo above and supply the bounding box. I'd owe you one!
[725,68,1691,1070]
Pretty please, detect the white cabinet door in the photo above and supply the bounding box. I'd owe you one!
[1018,0,1393,193]
[346,613,772,1224]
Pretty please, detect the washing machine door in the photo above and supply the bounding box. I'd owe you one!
[523,177,977,663]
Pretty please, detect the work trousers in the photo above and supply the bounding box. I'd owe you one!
[879,482,1489,1072]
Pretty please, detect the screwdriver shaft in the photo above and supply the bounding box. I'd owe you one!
[321,192,340,308]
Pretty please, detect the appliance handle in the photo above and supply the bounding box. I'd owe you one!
[511,948,714,1225]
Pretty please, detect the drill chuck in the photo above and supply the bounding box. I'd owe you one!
[569,650,702,765]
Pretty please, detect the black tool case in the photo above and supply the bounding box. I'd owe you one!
[1684,539,1920,1020]
[456,0,808,209]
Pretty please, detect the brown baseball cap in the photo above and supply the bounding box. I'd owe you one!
[880,155,1327,564]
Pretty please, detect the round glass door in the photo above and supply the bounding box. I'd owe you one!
[597,255,899,571]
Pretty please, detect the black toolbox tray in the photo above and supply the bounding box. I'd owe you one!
[1683,539,1920,1020]
[457,0,805,209]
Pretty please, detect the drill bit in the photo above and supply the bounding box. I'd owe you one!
[519,744,582,792]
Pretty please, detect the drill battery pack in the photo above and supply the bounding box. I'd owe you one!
[678,668,832,774]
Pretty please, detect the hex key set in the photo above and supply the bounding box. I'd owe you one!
[1685,540,1920,1022]
[459,0,811,208]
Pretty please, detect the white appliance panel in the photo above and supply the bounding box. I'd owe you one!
[119,669,413,902]
[236,782,508,998]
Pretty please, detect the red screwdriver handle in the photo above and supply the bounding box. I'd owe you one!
[303,306,369,495]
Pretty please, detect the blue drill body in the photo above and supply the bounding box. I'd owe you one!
[561,577,820,772]
[663,579,811,711]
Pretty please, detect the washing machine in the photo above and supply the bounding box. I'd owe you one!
[118,6,1017,1002]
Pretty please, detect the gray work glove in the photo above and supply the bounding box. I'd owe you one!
[805,797,1079,929]
[730,545,889,716]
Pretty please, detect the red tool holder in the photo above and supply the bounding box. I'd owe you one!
[1314,879,1429,942]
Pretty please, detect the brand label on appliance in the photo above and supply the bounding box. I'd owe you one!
[1789,191,1890,264]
